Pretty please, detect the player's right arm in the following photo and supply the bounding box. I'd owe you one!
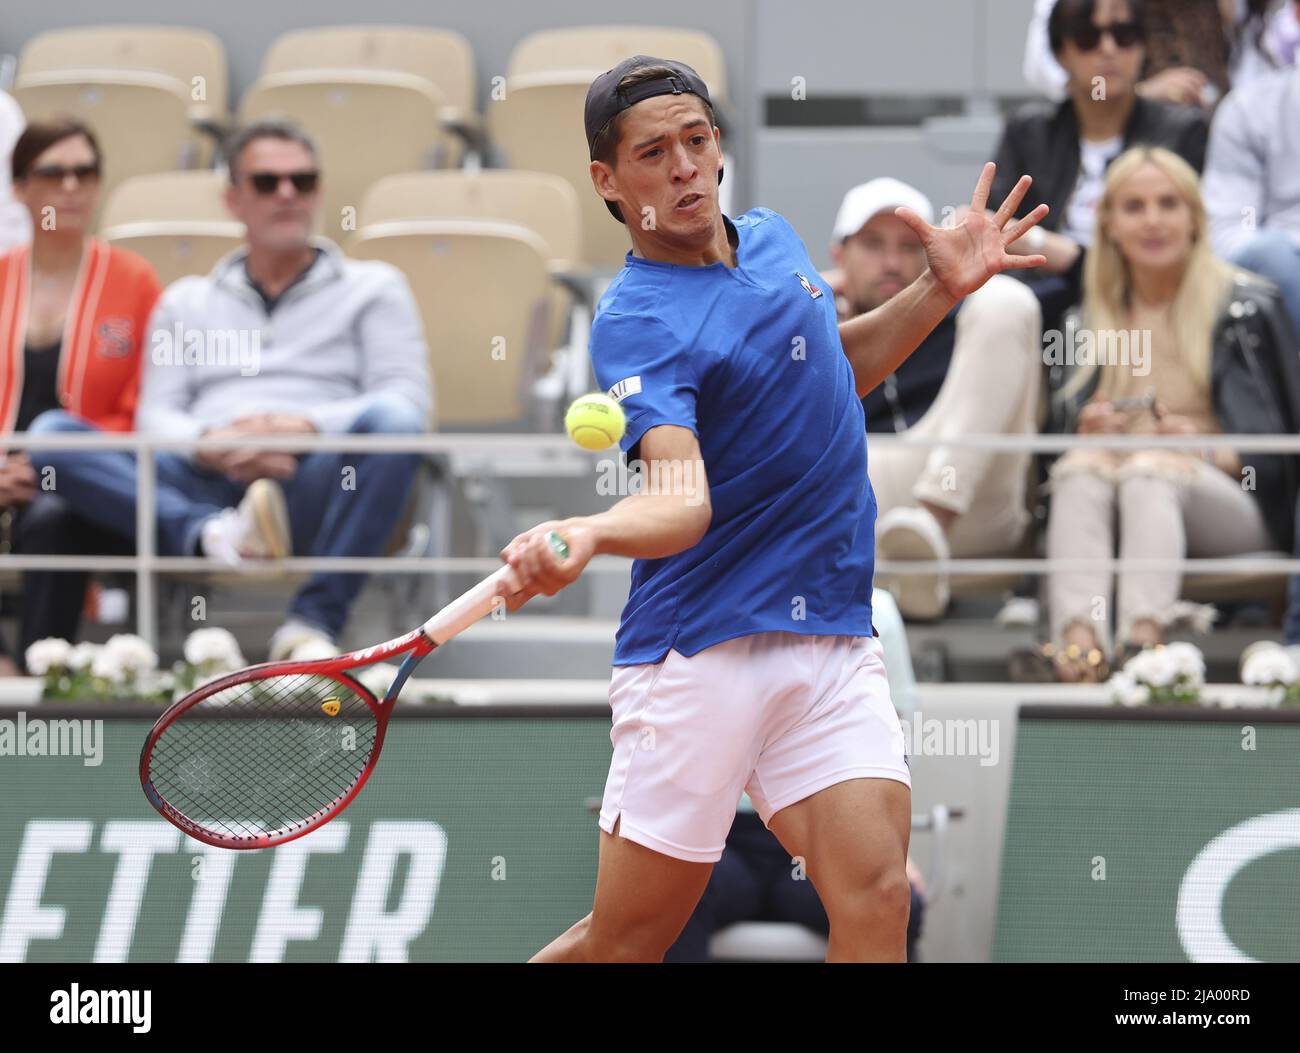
[498,424,711,610]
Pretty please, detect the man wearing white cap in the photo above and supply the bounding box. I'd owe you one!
[829,178,1044,619]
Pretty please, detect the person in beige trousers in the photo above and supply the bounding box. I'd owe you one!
[828,178,1044,619]
[1036,145,1289,681]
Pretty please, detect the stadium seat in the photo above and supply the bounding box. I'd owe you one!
[488,74,631,272]
[348,219,553,428]
[1182,556,1289,606]
[258,26,479,154]
[358,170,580,269]
[12,73,205,222]
[16,25,228,158]
[506,25,728,102]
[238,70,455,241]
[99,170,244,287]
[359,170,583,355]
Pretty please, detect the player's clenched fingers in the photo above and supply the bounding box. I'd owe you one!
[523,534,569,595]
[503,584,540,612]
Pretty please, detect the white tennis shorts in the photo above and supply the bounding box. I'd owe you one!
[598,631,910,863]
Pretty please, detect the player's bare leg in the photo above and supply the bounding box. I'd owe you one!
[529,816,713,962]
[766,777,912,962]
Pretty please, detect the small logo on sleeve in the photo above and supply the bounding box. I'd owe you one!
[796,272,823,299]
[607,375,642,402]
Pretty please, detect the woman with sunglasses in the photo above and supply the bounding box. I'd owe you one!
[1026,0,1297,106]
[0,117,161,675]
[989,0,1209,336]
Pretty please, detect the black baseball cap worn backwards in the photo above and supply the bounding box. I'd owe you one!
[584,54,723,223]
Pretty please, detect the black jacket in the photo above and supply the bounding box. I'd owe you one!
[1051,276,1300,550]
[991,96,1209,232]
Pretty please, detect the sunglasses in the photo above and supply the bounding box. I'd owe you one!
[1069,20,1145,50]
[245,170,320,195]
[26,163,100,184]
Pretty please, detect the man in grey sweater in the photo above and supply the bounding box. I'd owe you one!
[29,120,431,660]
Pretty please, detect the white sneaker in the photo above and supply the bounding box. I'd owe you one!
[200,479,291,566]
[995,595,1040,628]
[876,505,951,621]
[268,621,340,662]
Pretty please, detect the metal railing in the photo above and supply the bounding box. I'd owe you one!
[3,429,1300,646]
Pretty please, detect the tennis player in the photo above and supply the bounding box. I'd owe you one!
[499,56,1048,963]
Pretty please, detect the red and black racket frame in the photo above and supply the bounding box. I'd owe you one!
[139,626,438,850]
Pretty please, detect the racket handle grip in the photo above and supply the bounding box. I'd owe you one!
[421,531,568,644]
[420,564,520,644]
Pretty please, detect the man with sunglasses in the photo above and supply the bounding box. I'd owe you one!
[989,0,1208,327]
[29,119,432,662]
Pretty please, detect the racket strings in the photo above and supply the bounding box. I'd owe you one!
[146,672,380,843]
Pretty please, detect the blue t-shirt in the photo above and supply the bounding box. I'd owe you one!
[591,207,877,665]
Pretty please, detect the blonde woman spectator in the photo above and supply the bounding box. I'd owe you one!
[1012,145,1300,681]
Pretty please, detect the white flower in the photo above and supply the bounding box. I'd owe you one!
[1109,671,1151,707]
[1242,645,1298,687]
[24,638,72,676]
[67,642,102,672]
[91,649,126,684]
[1163,642,1206,685]
[101,634,158,677]
[1127,646,1177,688]
[356,663,400,698]
[183,627,246,671]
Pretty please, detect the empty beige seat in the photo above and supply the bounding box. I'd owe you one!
[488,74,633,272]
[100,171,244,286]
[13,72,203,224]
[259,26,476,128]
[18,26,228,150]
[507,25,727,100]
[239,71,454,241]
[348,220,553,428]
[358,170,580,270]
[359,170,582,351]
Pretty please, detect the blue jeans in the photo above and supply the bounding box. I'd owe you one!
[0,492,132,664]
[1230,229,1300,343]
[27,401,424,637]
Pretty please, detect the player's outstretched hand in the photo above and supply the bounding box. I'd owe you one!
[895,161,1050,302]
[498,518,596,612]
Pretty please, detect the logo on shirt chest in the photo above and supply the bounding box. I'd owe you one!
[795,272,823,299]
[94,317,134,358]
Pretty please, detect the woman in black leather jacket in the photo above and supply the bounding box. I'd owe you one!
[1018,144,1300,682]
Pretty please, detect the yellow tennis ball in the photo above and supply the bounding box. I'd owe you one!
[565,393,626,451]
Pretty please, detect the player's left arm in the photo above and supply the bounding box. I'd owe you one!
[837,162,1049,398]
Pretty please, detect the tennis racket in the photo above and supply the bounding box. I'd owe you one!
[140,530,570,850]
